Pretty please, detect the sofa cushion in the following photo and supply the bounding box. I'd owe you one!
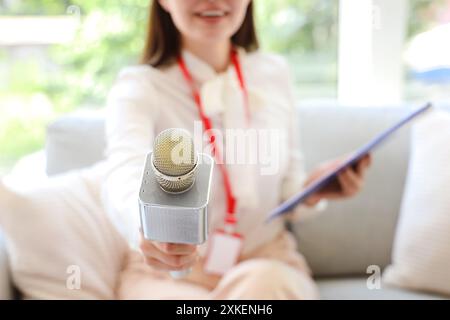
[46,111,106,176]
[0,170,128,299]
[383,109,450,296]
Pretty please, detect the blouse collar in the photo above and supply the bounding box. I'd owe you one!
[180,46,247,85]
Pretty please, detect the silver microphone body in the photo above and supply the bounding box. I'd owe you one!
[139,129,214,277]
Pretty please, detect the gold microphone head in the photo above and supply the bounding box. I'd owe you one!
[151,128,197,194]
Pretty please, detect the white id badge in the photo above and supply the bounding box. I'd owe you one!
[204,231,243,276]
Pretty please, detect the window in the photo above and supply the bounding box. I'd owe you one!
[255,0,339,102]
[404,0,450,103]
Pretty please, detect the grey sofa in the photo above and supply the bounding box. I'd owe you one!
[0,105,447,300]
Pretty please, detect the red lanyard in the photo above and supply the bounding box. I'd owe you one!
[177,48,249,226]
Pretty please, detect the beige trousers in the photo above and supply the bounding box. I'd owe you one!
[117,231,319,300]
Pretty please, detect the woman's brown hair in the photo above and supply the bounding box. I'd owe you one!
[141,1,259,67]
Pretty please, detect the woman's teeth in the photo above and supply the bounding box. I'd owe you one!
[198,10,226,17]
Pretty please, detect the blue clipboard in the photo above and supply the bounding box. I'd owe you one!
[266,102,433,222]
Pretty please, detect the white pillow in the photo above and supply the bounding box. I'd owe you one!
[383,109,450,297]
[0,163,127,299]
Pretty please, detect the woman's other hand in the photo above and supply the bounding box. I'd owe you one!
[304,154,372,207]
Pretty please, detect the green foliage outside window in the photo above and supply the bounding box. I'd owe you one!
[0,0,444,173]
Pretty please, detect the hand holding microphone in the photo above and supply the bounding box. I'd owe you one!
[139,235,198,275]
[138,128,214,278]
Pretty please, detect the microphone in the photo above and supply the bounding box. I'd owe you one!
[151,128,197,194]
[139,128,214,279]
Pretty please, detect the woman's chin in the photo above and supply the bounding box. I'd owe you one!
[190,31,232,45]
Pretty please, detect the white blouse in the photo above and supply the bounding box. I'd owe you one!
[101,48,319,255]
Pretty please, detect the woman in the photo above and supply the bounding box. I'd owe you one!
[103,0,371,299]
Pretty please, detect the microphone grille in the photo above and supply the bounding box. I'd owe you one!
[153,128,196,176]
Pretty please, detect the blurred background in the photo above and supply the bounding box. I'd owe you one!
[1,0,450,175]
